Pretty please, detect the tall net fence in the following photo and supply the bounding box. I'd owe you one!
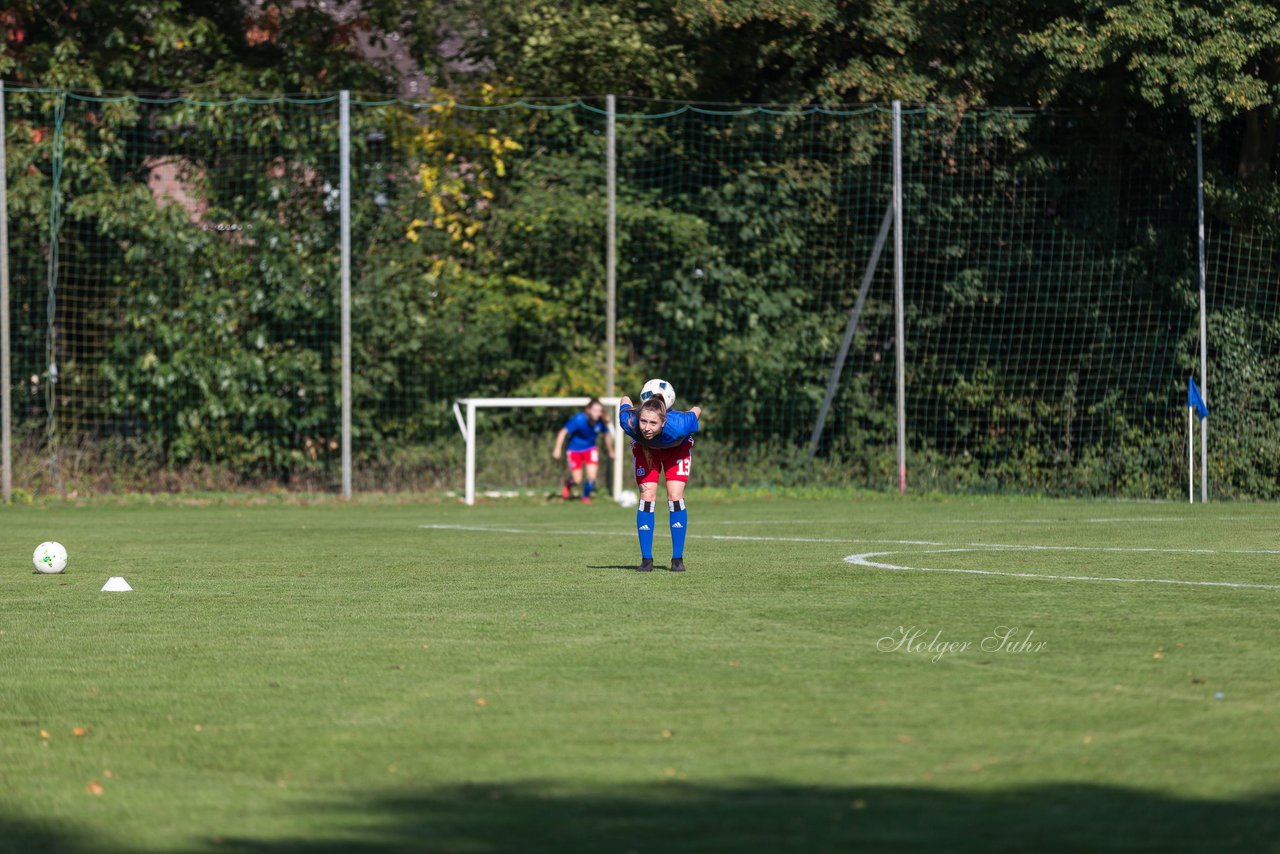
[4,89,1277,498]
[898,111,1199,494]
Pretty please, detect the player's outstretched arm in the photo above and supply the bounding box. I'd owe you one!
[691,405,702,419]
[552,427,567,460]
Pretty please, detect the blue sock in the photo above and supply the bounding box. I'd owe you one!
[669,499,688,559]
[583,480,594,499]
[637,500,655,559]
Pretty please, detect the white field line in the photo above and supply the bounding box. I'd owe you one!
[419,523,1280,589]
[965,542,1280,555]
[419,523,1280,555]
[417,524,941,546]
[937,516,1271,525]
[712,516,1273,526]
[845,548,1280,590]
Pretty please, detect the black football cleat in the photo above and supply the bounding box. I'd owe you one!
[668,558,686,573]
[637,558,655,572]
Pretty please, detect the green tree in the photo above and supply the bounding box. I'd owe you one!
[1025,0,1280,181]
[0,0,409,95]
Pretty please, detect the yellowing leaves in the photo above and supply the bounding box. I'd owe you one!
[406,89,523,252]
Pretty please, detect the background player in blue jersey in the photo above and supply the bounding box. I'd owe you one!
[618,394,702,572]
[552,398,613,503]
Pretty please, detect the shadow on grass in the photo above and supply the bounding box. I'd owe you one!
[5,782,1277,853]
[208,781,1278,853]
[0,813,101,854]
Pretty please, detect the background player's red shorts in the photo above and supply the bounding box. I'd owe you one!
[566,448,599,470]
[632,439,693,484]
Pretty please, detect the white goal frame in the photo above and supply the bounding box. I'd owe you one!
[453,397,627,506]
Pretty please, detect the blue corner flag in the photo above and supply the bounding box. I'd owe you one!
[1188,377,1208,420]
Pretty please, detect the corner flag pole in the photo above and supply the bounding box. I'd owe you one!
[1188,404,1193,504]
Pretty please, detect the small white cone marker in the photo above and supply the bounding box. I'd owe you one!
[101,576,133,592]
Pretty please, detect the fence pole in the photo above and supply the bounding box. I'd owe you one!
[46,91,65,493]
[340,90,352,499]
[1196,118,1208,503]
[0,81,10,503]
[605,94,617,399]
[892,101,906,495]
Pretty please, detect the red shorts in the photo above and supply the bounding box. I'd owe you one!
[632,439,693,485]
[566,448,599,471]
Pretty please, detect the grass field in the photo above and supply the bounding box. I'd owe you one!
[2,493,1279,852]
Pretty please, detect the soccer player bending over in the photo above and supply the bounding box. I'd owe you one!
[618,394,702,572]
[552,398,614,503]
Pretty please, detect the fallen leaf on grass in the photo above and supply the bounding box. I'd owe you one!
[474,698,488,707]
[72,727,88,737]
[86,780,104,796]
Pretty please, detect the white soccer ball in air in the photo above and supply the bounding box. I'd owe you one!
[640,378,676,409]
[33,541,68,574]
[617,490,640,509]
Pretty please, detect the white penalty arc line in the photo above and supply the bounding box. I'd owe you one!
[845,549,1280,590]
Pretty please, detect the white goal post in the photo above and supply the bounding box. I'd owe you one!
[453,397,627,506]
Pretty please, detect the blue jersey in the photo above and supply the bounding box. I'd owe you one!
[563,411,610,452]
[619,403,699,450]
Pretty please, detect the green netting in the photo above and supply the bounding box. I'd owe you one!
[897,110,1198,494]
[5,89,1278,497]
[1203,126,1280,499]
[612,104,896,486]
[4,87,58,492]
[38,94,344,492]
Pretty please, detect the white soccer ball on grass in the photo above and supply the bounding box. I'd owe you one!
[617,490,640,509]
[33,541,68,574]
[640,378,676,409]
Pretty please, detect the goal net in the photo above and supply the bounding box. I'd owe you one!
[453,397,626,505]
